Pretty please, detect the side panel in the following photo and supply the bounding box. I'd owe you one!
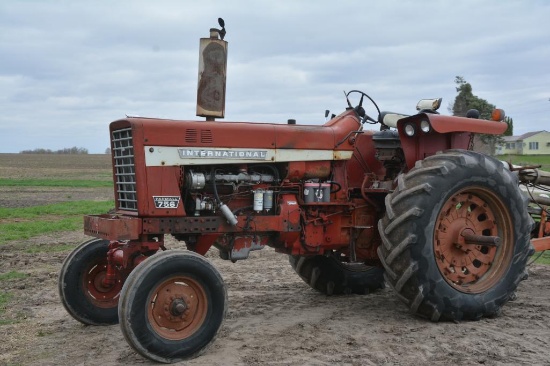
[144,166,186,217]
[346,131,386,187]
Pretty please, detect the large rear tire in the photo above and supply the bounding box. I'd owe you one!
[378,150,534,321]
[118,250,227,363]
[59,238,123,325]
[289,253,385,295]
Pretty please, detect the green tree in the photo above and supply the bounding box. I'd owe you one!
[503,116,513,136]
[453,76,495,119]
[452,76,511,154]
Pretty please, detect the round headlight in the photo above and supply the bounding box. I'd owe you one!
[420,120,431,133]
[404,123,416,137]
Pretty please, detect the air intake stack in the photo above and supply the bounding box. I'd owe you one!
[196,18,228,121]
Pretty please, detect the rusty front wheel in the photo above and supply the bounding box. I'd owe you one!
[59,238,122,325]
[378,150,533,321]
[118,250,227,363]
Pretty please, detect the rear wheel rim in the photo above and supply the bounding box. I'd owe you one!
[433,187,514,293]
[147,276,208,340]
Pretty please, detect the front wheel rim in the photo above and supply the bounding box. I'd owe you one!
[147,276,208,340]
[83,260,122,308]
[433,187,514,293]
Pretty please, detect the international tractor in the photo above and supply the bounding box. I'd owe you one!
[58,21,550,364]
[58,90,550,363]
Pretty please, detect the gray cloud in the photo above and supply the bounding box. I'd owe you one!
[1,0,548,153]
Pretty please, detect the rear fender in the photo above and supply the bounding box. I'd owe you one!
[396,113,507,170]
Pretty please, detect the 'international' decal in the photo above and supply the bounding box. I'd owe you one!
[178,148,268,160]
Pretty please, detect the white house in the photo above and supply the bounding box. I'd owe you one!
[496,130,550,155]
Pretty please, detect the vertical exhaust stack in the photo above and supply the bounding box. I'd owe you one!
[197,18,228,121]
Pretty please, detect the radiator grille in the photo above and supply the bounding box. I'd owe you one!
[112,128,137,211]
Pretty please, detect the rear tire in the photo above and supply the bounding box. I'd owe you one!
[378,150,534,321]
[289,253,385,295]
[118,250,227,363]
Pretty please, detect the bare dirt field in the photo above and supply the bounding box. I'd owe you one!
[1,153,550,365]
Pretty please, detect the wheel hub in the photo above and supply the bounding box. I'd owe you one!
[93,268,114,292]
[148,276,208,340]
[433,190,511,293]
[84,262,123,308]
[170,298,188,316]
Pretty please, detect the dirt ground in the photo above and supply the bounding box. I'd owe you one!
[1,154,550,365]
[2,236,550,366]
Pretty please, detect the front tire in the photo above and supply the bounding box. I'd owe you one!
[118,250,227,363]
[378,150,533,321]
[59,238,123,325]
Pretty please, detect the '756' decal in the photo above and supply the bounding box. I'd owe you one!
[153,196,180,209]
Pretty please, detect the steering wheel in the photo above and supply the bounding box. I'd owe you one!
[345,90,381,125]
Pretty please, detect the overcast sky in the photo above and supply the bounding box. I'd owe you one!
[1,0,549,153]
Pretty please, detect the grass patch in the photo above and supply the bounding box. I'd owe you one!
[531,251,550,265]
[0,200,114,243]
[37,329,55,337]
[1,218,83,242]
[0,271,27,281]
[499,154,550,171]
[0,200,114,220]
[0,292,11,319]
[0,291,19,325]
[0,178,112,188]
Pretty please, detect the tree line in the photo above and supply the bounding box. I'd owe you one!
[20,146,89,154]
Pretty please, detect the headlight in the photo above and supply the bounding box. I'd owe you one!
[420,120,431,133]
[404,123,416,137]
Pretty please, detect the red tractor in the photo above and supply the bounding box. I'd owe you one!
[59,91,549,363]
